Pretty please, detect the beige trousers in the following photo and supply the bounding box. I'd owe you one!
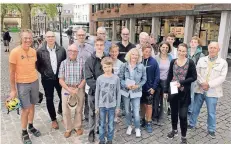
[62,87,85,131]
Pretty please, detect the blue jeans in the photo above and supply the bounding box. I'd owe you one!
[189,93,218,132]
[99,107,115,142]
[123,96,141,129]
[188,81,195,114]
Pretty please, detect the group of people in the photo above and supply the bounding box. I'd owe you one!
[7,26,228,144]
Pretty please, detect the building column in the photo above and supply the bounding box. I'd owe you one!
[218,11,231,59]
[164,20,170,38]
[129,18,135,44]
[184,16,194,45]
[151,17,160,40]
[112,20,117,41]
[125,19,129,29]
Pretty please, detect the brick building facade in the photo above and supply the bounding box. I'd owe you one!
[89,4,231,59]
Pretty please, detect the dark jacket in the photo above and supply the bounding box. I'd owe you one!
[3,31,11,41]
[36,42,66,80]
[166,59,197,105]
[142,57,160,93]
[85,52,106,96]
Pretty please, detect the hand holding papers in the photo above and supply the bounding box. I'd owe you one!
[126,79,135,86]
[126,79,136,90]
[170,81,178,95]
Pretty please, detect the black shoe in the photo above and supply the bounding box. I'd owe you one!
[140,118,146,127]
[88,131,95,142]
[22,133,32,144]
[28,127,41,137]
[5,49,7,52]
[7,49,9,52]
[96,127,99,134]
[181,137,187,144]
[106,141,112,144]
[208,131,216,139]
[187,124,194,130]
[167,130,178,139]
[167,107,171,115]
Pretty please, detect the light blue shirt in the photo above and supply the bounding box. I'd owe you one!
[104,40,112,56]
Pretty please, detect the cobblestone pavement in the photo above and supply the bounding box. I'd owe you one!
[1,33,231,144]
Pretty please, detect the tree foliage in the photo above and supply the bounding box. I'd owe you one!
[1,3,59,29]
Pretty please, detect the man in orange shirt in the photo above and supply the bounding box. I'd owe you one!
[8,29,41,144]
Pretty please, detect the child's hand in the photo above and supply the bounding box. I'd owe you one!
[95,108,99,115]
[116,108,120,115]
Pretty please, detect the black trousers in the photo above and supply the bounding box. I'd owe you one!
[42,79,62,121]
[169,91,188,137]
[152,88,162,120]
[84,92,89,119]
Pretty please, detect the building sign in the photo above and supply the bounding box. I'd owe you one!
[170,27,184,38]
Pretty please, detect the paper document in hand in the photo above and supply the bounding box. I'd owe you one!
[170,81,178,94]
[125,79,136,86]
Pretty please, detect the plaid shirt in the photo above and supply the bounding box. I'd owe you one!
[58,58,84,85]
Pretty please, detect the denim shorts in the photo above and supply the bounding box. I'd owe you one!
[141,92,153,105]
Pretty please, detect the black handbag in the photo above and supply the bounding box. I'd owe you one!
[38,91,43,104]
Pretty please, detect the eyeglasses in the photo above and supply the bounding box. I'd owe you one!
[98,33,106,35]
[68,50,78,53]
[77,34,85,37]
[46,36,55,38]
[122,33,129,36]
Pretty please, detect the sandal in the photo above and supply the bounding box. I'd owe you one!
[28,127,41,137]
[22,134,32,144]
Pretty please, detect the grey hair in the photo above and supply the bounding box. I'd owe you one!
[97,26,107,33]
[76,28,86,34]
[139,32,149,39]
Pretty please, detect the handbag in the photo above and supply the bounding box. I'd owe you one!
[38,91,43,104]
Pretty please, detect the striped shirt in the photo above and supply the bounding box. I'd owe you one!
[58,58,84,85]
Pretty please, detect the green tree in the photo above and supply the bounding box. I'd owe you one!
[0,4,21,31]
[1,4,59,30]
[21,4,59,29]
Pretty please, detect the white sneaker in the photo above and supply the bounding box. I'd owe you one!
[135,128,141,137]
[126,126,133,135]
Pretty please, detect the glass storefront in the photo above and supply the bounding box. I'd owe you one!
[193,14,221,46]
[193,14,221,55]
[135,19,152,43]
[159,16,185,46]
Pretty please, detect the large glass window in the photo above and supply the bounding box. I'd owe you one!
[158,16,185,46]
[193,14,220,46]
[104,21,113,41]
[135,19,152,43]
[193,14,221,55]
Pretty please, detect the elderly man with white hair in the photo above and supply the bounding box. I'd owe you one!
[136,32,156,58]
[188,42,228,139]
